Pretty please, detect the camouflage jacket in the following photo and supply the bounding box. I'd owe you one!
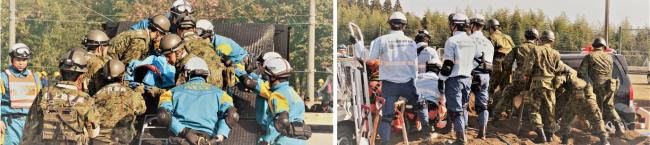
[183,38,231,88]
[507,40,537,80]
[579,49,613,83]
[107,30,151,64]
[83,53,109,95]
[92,83,146,144]
[488,30,515,57]
[528,43,562,90]
[21,81,98,145]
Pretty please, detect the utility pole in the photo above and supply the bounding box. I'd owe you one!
[9,0,16,47]
[604,0,609,42]
[1,0,3,69]
[307,0,316,103]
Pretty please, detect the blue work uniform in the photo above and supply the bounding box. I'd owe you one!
[125,55,176,89]
[354,30,418,145]
[1,66,44,145]
[130,12,177,34]
[158,77,234,138]
[470,31,494,129]
[211,34,249,77]
[442,31,478,135]
[260,82,306,145]
[242,72,273,140]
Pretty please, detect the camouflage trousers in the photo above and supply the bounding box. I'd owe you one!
[594,79,621,123]
[558,85,606,136]
[488,60,511,112]
[529,88,558,133]
[493,78,528,118]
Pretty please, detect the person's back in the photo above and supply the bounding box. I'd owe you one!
[93,83,146,144]
[531,43,561,83]
[581,50,613,83]
[107,30,150,63]
[443,31,477,78]
[166,79,227,135]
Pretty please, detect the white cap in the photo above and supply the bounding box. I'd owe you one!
[389,12,407,23]
[10,43,29,54]
[184,57,210,75]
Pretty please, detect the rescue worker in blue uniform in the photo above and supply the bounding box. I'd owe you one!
[157,57,238,145]
[352,11,418,145]
[440,13,478,144]
[468,14,494,140]
[130,0,191,34]
[257,58,311,145]
[239,52,283,144]
[0,43,45,145]
[196,19,250,77]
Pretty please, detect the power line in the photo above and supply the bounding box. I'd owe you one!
[21,18,105,24]
[69,0,113,21]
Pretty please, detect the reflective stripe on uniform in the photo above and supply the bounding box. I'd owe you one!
[5,69,39,108]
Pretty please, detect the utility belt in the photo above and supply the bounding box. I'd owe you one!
[278,121,312,140]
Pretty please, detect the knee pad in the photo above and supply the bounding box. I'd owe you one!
[156,109,172,127]
[441,60,454,76]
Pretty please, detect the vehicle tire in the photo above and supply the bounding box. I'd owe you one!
[337,122,356,145]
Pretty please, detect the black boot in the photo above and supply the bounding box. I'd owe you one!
[613,121,625,137]
[561,135,569,144]
[454,131,466,145]
[533,128,547,144]
[598,134,610,145]
[545,131,554,142]
[477,126,486,140]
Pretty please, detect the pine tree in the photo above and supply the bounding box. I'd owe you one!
[370,0,382,11]
[383,0,393,13]
[394,0,403,12]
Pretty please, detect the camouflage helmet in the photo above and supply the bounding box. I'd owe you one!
[486,19,500,28]
[541,30,555,42]
[149,14,171,33]
[9,43,32,59]
[592,37,607,48]
[83,30,110,47]
[159,34,184,55]
[59,48,88,73]
[524,28,540,40]
[177,15,196,29]
[102,59,126,80]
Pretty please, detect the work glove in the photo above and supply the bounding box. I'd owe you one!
[181,128,208,145]
[147,87,165,98]
[210,135,225,144]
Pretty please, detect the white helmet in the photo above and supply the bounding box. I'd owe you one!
[184,57,210,76]
[257,52,283,63]
[451,13,469,24]
[10,43,32,59]
[196,19,214,38]
[389,12,407,24]
[263,58,292,78]
[171,0,192,14]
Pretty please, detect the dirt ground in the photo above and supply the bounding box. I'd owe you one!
[388,74,650,145]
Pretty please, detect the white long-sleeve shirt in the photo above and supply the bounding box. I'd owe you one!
[470,31,494,69]
[416,42,441,73]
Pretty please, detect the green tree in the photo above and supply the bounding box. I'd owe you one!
[382,0,393,13]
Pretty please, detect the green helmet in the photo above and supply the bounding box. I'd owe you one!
[83,30,110,47]
[486,19,500,28]
[149,14,171,33]
[159,34,184,55]
[103,59,125,80]
[59,48,88,73]
[524,28,540,40]
[541,30,555,42]
[592,37,607,48]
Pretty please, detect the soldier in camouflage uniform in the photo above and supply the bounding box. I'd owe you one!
[485,19,516,118]
[82,30,112,95]
[493,28,539,124]
[21,48,100,145]
[107,14,170,64]
[554,62,610,145]
[91,60,146,145]
[522,30,561,143]
[579,38,625,136]
[174,17,229,88]
[158,34,199,86]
